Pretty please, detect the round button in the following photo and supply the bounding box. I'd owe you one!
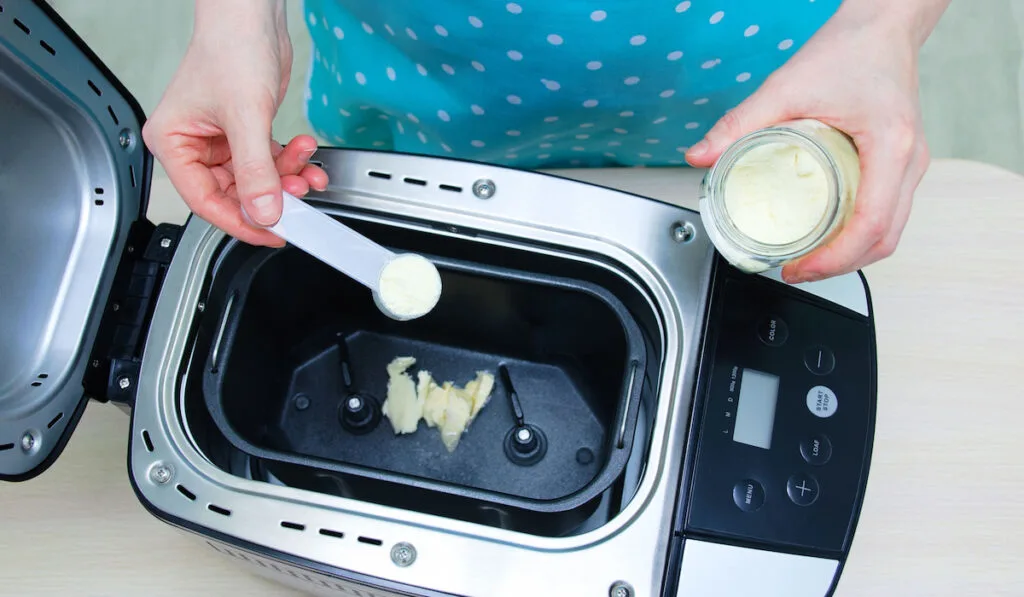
[787,474,820,506]
[806,385,838,418]
[804,345,836,376]
[757,316,789,347]
[799,434,833,465]
[732,479,766,512]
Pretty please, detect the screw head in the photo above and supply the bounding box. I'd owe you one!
[20,432,36,453]
[117,376,131,390]
[609,581,634,597]
[516,427,533,443]
[159,237,172,249]
[390,542,417,567]
[671,221,695,243]
[472,179,496,199]
[149,462,174,485]
[347,396,363,411]
[294,394,311,411]
[118,129,134,149]
[197,302,206,312]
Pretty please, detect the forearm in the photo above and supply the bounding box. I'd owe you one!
[833,0,952,46]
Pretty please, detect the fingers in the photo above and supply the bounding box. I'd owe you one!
[686,81,793,167]
[782,123,916,283]
[223,102,284,227]
[274,135,329,192]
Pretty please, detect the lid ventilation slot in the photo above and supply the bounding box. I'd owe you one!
[107,105,118,125]
[141,429,154,452]
[46,412,64,429]
[13,18,28,35]
[176,484,196,501]
[280,521,305,531]
[318,528,344,539]
[88,80,101,96]
[357,536,382,546]
[207,504,231,516]
[38,39,54,56]
[0,443,13,452]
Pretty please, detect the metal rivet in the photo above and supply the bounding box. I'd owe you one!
[472,179,496,199]
[20,432,36,453]
[516,427,532,443]
[149,462,174,485]
[390,542,417,567]
[197,302,206,313]
[347,396,363,410]
[671,221,696,243]
[609,581,634,597]
[118,376,131,390]
[294,395,311,411]
[111,302,120,312]
[118,129,134,149]
[127,245,135,253]
[91,360,100,368]
[159,237,172,249]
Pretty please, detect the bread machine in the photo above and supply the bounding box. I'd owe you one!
[0,2,878,596]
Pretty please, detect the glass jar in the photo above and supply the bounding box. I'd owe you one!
[698,119,861,274]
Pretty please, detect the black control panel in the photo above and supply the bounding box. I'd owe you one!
[680,261,876,557]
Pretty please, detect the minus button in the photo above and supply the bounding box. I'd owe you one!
[804,345,836,376]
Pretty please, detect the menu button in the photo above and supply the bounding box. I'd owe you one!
[732,479,766,512]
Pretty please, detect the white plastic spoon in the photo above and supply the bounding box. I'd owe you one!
[265,191,442,321]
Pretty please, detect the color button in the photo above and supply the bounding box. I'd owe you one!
[757,315,788,347]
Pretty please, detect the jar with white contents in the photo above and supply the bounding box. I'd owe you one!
[698,119,861,274]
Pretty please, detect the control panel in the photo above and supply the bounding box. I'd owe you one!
[681,263,876,555]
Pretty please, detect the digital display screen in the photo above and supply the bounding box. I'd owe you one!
[732,368,780,450]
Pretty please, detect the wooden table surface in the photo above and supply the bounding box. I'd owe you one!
[2,159,1022,596]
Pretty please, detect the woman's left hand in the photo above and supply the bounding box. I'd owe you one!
[686,1,949,284]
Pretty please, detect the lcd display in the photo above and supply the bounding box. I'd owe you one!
[732,368,780,449]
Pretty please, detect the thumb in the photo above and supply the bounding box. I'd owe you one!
[685,86,791,167]
[225,105,282,227]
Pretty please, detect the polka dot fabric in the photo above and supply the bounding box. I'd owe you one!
[302,0,840,169]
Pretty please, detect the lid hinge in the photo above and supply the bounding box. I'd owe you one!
[83,221,183,407]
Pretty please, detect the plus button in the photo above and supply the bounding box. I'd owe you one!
[787,474,820,506]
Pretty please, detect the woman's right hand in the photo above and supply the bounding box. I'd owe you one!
[143,0,327,247]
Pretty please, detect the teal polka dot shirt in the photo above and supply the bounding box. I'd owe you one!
[302,1,840,169]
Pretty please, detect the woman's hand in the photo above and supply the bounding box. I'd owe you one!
[686,0,951,283]
[143,0,327,247]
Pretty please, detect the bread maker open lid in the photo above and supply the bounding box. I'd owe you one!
[0,0,157,480]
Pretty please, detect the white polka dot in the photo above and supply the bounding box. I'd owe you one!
[407,113,420,123]
[360,105,371,110]
[587,60,603,70]
[676,146,688,153]
[362,22,374,34]
[572,146,585,152]
[406,27,418,40]
[506,154,518,159]
[442,64,455,75]
[308,13,317,26]
[583,99,599,108]
[469,16,483,28]
[540,142,553,148]
[416,64,428,76]
[418,132,428,143]
[646,138,660,144]
[537,153,551,159]
[694,97,709,105]
[371,141,384,147]
[471,140,486,147]
[385,24,395,36]
[685,122,700,129]
[744,25,760,37]
[507,130,522,136]
[378,114,389,120]
[736,72,751,82]
[630,35,647,46]
[667,50,683,61]
[580,122,595,128]
[660,89,676,98]
[604,152,616,158]
[438,110,451,122]
[355,127,367,133]
[386,67,397,81]
[396,121,405,134]
[701,59,721,69]
[435,24,448,37]
[608,140,622,147]
[333,26,344,39]
[336,72,342,84]
[506,3,522,14]
[710,11,725,24]
[614,128,628,134]
[639,152,653,158]
[321,94,328,106]
[778,39,794,50]
[339,108,351,117]
[547,34,564,45]
[624,76,640,86]
[507,50,523,61]
[668,159,684,165]
[508,95,522,105]
[653,116,668,124]
[591,10,607,21]
[619,110,635,117]
[472,60,486,72]
[543,79,561,91]
[675,1,691,13]
[471,104,485,115]
[544,116,559,122]
[355,72,367,85]
[441,143,453,152]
